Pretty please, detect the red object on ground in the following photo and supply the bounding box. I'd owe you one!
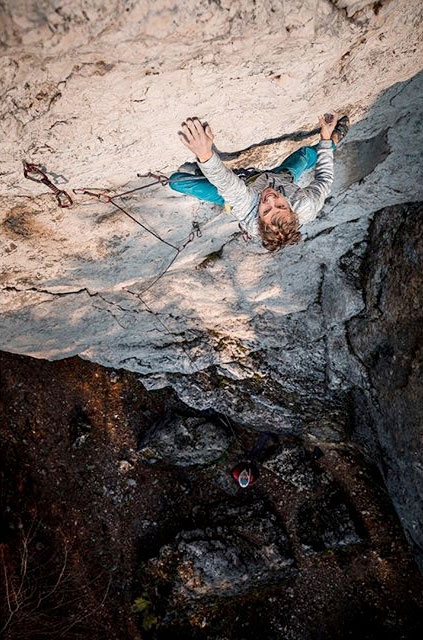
[231,462,259,488]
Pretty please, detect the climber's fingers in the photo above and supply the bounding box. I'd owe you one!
[180,117,211,141]
[189,117,205,135]
[180,121,195,142]
[203,123,214,141]
[183,118,202,139]
[178,130,191,147]
[178,118,214,161]
[319,111,339,139]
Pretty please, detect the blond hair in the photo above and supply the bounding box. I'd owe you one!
[258,209,301,252]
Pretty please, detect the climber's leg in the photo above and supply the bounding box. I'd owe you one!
[168,172,225,206]
[272,145,319,182]
[272,142,335,183]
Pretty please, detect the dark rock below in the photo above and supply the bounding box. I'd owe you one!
[348,201,423,569]
[142,500,296,606]
[262,443,324,491]
[138,414,232,466]
[297,486,362,553]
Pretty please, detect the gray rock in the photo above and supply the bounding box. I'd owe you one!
[347,202,423,570]
[262,444,323,491]
[138,415,231,466]
[143,501,296,603]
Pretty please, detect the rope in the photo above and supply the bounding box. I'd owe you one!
[21,162,264,467]
[22,162,207,292]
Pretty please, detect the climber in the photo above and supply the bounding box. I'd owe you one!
[169,113,349,251]
[231,433,278,489]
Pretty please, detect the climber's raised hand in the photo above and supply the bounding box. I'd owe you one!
[178,117,214,163]
[318,112,339,140]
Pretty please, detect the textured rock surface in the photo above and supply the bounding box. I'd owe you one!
[2,2,423,634]
[138,414,232,466]
[1,0,423,386]
[144,501,296,602]
[2,351,423,639]
[347,202,423,569]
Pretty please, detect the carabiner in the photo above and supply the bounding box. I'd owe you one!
[55,190,73,208]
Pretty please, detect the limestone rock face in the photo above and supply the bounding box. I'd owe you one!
[1,0,422,372]
[1,0,423,573]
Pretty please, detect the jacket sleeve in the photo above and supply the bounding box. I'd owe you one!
[198,151,254,219]
[296,140,334,225]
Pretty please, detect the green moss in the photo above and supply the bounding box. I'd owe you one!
[133,594,158,630]
[142,612,158,631]
[133,596,150,613]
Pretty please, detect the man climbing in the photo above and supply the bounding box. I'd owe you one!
[169,113,349,251]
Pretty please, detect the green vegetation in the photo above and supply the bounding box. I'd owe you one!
[133,594,158,631]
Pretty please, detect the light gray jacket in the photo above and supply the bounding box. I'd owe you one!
[198,140,334,239]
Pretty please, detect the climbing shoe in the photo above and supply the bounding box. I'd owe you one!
[333,115,350,142]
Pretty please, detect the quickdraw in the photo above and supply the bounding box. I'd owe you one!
[23,162,203,295]
[23,161,73,208]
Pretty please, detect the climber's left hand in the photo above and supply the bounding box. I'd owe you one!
[319,112,339,140]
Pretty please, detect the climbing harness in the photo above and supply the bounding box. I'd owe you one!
[23,161,73,208]
[239,226,252,243]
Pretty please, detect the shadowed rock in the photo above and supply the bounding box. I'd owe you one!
[143,500,296,604]
[138,414,232,466]
[348,201,423,569]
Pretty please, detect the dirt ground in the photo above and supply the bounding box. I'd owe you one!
[1,350,423,639]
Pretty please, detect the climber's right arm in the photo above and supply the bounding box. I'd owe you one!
[178,117,252,212]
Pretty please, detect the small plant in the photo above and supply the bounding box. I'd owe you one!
[133,594,158,631]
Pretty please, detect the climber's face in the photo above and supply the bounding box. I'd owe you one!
[258,187,292,228]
